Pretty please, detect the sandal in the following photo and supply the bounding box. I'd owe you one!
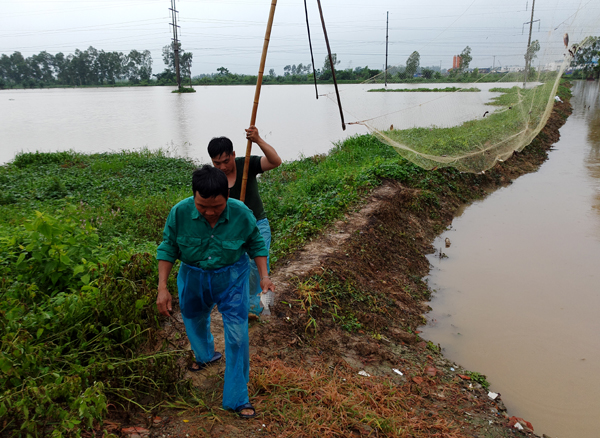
[234,402,257,419]
[188,352,222,372]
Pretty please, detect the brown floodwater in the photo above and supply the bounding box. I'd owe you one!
[421,80,600,438]
[0,82,511,166]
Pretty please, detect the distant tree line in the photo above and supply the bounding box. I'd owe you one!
[4,40,580,90]
[0,46,152,88]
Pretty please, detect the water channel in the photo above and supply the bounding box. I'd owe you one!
[421,80,600,438]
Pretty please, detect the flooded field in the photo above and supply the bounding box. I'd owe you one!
[1,83,510,165]
[421,80,600,438]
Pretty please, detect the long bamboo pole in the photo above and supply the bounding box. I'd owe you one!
[240,0,277,203]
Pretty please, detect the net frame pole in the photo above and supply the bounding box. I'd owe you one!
[240,0,277,203]
[316,0,346,130]
[304,0,319,99]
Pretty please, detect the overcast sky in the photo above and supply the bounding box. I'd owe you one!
[1,0,598,76]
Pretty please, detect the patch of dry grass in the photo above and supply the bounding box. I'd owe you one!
[250,356,469,438]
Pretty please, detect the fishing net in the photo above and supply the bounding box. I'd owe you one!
[319,2,600,173]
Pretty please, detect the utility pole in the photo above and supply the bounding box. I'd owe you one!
[493,55,496,71]
[385,11,389,87]
[169,0,182,89]
[523,0,538,88]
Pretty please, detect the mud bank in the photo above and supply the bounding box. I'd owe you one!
[129,88,572,437]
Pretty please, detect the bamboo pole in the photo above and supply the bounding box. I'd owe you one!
[240,0,277,203]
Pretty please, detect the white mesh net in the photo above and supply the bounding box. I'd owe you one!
[321,3,599,173]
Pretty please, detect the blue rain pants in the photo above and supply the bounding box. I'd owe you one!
[177,256,250,411]
[248,218,271,316]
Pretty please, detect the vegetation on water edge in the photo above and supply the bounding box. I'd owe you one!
[368,86,480,92]
[380,77,570,161]
[0,82,571,434]
[172,86,196,93]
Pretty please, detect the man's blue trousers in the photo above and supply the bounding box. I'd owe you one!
[177,256,250,411]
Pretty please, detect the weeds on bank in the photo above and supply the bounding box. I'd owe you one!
[368,86,480,92]
[291,270,393,336]
[0,207,184,436]
[250,357,467,438]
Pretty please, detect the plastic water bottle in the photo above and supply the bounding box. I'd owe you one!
[260,290,275,316]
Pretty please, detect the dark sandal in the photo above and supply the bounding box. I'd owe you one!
[234,402,256,419]
[188,352,222,372]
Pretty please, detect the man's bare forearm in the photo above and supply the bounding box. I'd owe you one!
[158,260,174,290]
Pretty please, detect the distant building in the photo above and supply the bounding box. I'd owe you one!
[452,55,462,69]
[499,65,522,73]
[542,60,564,71]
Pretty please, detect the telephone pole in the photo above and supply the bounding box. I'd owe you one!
[385,11,389,87]
[523,0,538,88]
[169,0,182,89]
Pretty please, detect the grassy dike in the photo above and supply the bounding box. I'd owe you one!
[0,82,572,436]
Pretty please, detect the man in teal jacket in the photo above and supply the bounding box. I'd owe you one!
[156,165,275,419]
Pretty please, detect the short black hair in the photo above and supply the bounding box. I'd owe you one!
[192,165,229,199]
[207,136,234,158]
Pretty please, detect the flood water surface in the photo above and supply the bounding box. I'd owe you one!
[1,82,512,165]
[421,80,600,438]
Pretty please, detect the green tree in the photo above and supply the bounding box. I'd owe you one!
[162,42,192,74]
[322,54,340,72]
[458,46,472,73]
[8,51,29,84]
[125,49,152,83]
[421,67,434,79]
[180,51,193,84]
[405,51,420,77]
[27,51,54,84]
[572,36,599,79]
[525,40,540,66]
[216,66,230,76]
[50,52,70,84]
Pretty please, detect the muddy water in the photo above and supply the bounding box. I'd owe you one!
[421,80,600,438]
[0,83,509,166]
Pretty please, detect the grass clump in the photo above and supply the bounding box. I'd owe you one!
[369,86,480,92]
[250,357,467,437]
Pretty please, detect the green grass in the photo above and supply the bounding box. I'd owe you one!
[381,79,566,163]
[0,149,195,245]
[368,87,480,92]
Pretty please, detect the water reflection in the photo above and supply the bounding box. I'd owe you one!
[579,81,600,230]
